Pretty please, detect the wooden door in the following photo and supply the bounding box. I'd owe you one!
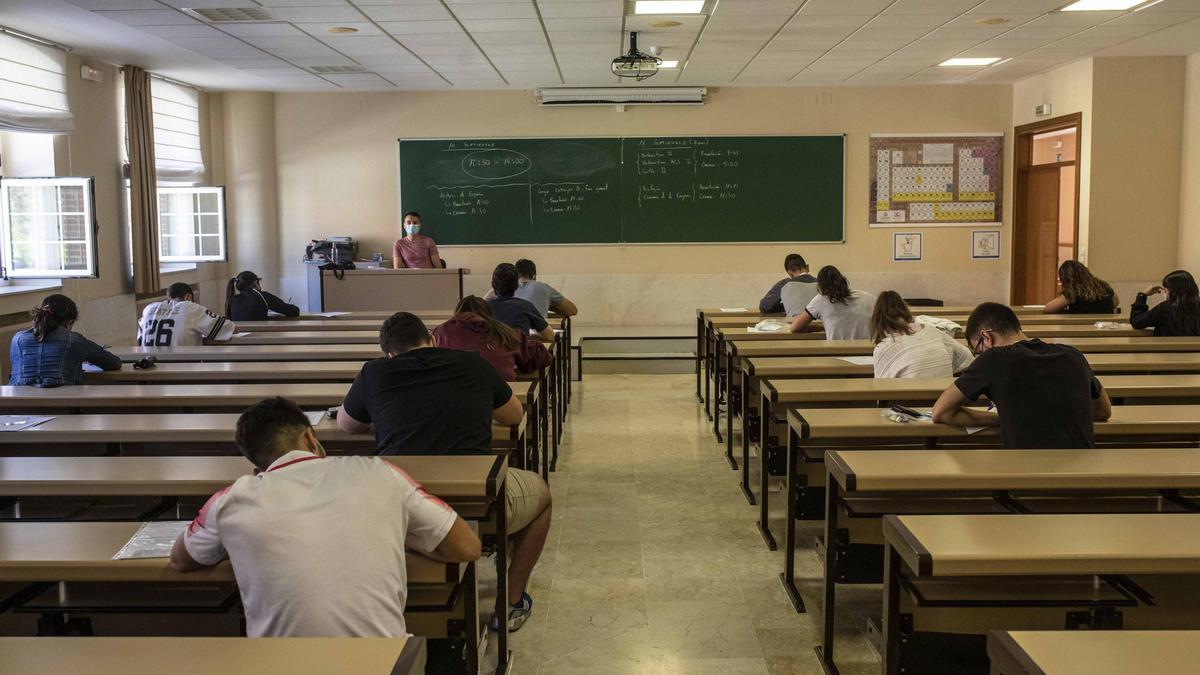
[1021,166,1061,304]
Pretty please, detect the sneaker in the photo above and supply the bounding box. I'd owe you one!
[489,593,533,633]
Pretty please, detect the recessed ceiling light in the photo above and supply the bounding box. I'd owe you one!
[651,20,684,28]
[327,26,358,34]
[635,1,705,15]
[939,57,1002,66]
[974,17,1010,25]
[660,60,679,68]
[1060,0,1147,11]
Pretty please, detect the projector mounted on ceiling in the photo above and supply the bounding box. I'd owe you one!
[611,32,661,81]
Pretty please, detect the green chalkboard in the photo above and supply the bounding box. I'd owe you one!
[397,135,844,245]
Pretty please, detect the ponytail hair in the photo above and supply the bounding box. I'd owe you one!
[1163,270,1200,336]
[225,270,261,319]
[869,291,914,344]
[455,295,518,351]
[31,294,78,342]
[817,265,851,305]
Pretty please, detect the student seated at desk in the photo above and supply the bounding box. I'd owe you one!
[487,263,554,343]
[138,282,235,347]
[514,258,577,319]
[224,270,299,321]
[433,296,553,381]
[1130,270,1200,336]
[170,396,480,637]
[870,291,973,378]
[789,266,874,339]
[759,253,817,314]
[337,312,552,633]
[932,302,1112,448]
[9,294,121,386]
[1044,261,1119,314]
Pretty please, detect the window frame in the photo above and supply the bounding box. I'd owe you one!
[156,184,228,263]
[0,175,99,279]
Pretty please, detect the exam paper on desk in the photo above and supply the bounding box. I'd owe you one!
[113,521,189,560]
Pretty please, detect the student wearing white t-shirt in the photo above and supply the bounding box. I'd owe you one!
[138,282,236,347]
[789,265,874,340]
[170,397,480,637]
[870,291,974,378]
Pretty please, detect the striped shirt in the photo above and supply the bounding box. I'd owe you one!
[873,323,974,378]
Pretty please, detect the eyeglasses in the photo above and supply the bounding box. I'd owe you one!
[971,330,991,356]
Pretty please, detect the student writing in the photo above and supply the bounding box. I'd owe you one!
[433,295,553,381]
[138,282,235,347]
[1044,261,1119,314]
[9,294,121,386]
[225,270,299,321]
[870,291,973,378]
[1130,269,1200,336]
[488,263,554,343]
[759,253,815,314]
[789,265,874,339]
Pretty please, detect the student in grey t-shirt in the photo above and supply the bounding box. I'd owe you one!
[789,265,874,340]
[511,259,577,319]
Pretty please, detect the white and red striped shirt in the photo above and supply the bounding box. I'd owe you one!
[183,451,456,637]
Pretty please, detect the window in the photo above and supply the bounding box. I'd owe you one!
[157,185,226,262]
[0,177,97,278]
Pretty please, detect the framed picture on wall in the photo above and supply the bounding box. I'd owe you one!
[893,232,922,261]
[973,230,1001,259]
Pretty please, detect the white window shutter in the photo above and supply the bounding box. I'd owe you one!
[0,33,73,134]
[151,78,204,183]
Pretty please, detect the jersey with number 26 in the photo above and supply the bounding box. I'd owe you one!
[138,300,235,347]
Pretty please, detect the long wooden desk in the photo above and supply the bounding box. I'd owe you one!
[111,344,384,362]
[880,513,1200,675]
[818,448,1200,673]
[742,374,1200,520]
[0,383,353,410]
[773,404,1200,614]
[987,630,1200,675]
[228,330,380,345]
[0,636,426,675]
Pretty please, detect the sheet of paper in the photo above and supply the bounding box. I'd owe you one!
[311,312,350,318]
[232,332,253,338]
[82,363,103,373]
[1021,305,1045,309]
[719,307,749,313]
[964,426,987,435]
[113,521,189,560]
[837,356,875,366]
[922,143,954,165]
[0,415,53,432]
[305,411,327,426]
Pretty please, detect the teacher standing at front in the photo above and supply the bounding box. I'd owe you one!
[392,211,443,269]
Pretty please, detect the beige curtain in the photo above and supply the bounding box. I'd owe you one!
[124,66,161,294]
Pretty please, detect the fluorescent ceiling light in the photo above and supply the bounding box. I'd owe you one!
[635,1,705,14]
[939,57,1002,66]
[660,60,679,68]
[1060,0,1147,11]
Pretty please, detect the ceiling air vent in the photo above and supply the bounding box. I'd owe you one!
[180,7,276,23]
[308,65,370,74]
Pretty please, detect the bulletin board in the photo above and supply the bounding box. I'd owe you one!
[869,133,1003,228]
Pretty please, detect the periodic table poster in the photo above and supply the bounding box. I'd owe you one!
[869,133,1003,227]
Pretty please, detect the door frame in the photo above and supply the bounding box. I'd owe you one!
[1010,112,1083,305]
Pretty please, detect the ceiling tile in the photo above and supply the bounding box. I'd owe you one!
[266,7,365,22]
[66,0,162,9]
[1026,11,1124,28]
[92,9,197,26]
[1107,10,1200,27]
[298,22,386,38]
[788,14,874,29]
[1079,24,1170,40]
[824,48,893,60]
[943,13,1039,28]
[536,2,623,19]
[378,21,465,35]
[624,15,706,31]
[984,36,1059,49]
[174,37,264,57]
[548,30,618,44]
[318,36,408,55]
[220,23,307,38]
[715,0,803,15]
[139,24,225,38]
[215,56,293,67]
[399,33,477,48]
[460,18,544,32]
[706,14,793,30]
[543,17,622,31]
[925,26,1021,40]
[1054,36,1128,49]
[323,73,397,88]
[799,0,894,15]
[968,0,1070,12]
[1001,25,1085,40]
[884,0,979,14]
[360,5,452,21]
[865,13,955,29]
[449,3,536,19]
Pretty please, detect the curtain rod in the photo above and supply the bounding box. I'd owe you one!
[0,25,73,53]
[118,67,203,93]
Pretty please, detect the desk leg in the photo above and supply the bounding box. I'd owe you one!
[550,366,560,473]
[463,561,480,675]
[704,327,713,421]
[780,425,806,612]
[565,317,572,405]
[713,335,725,443]
[540,371,550,481]
[882,543,903,675]
[756,391,775,548]
[495,484,510,673]
[696,314,704,402]
[727,356,738,480]
[741,370,756,504]
[816,473,841,673]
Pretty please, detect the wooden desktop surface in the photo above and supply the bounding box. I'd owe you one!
[746,352,1200,378]
[0,454,504,499]
[229,331,380,345]
[987,630,1200,675]
[719,325,1149,342]
[86,361,545,384]
[789,404,1200,440]
[0,637,425,675]
[0,521,452,583]
[765,374,1200,403]
[706,313,1124,330]
[827,448,1200,493]
[883,512,1200,577]
[730,336,1200,358]
[112,344,384,362]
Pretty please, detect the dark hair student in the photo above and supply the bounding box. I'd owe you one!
[225,270,299,321]
[10,294,121,386]
[868,290,914,344]
[455,295,518,351]
[32,294,78,342]
[1131,270,1200,336]
[816,265,851,304]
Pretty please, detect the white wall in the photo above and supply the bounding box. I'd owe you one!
[1180,52,1200,273]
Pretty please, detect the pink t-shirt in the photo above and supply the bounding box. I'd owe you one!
[392,235,439,269]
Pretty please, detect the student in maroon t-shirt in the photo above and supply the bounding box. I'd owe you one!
[432,296,552,381]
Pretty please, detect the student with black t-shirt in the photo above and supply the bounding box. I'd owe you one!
[336,312,551,633]
[931,302,1111,448]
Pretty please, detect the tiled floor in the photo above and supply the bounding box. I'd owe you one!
[488,374,883,675]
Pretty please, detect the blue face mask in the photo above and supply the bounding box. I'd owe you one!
[405,223,421,236]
